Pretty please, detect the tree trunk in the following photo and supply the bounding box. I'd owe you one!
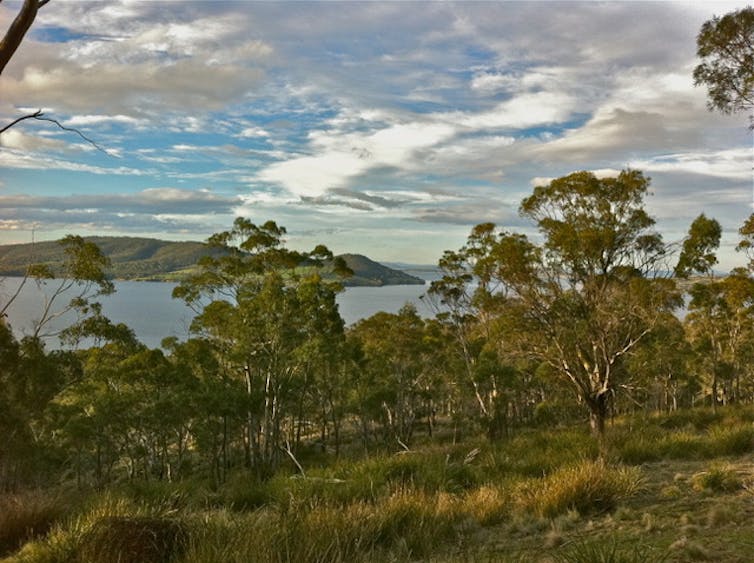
[587,393,609,453]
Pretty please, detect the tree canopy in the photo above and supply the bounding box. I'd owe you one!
[694,6,754,119]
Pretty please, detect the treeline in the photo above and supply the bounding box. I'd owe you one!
[2,174,754,490]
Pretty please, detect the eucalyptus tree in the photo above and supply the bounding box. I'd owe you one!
[435,170,694,441]
[0,235,114,341]
[348,304,441,447]
[674,213,722,279]
[694,6,754,121]
[173,218,349,478]
[428,224,541,439]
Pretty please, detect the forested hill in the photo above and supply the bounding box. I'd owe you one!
[0,236,424,287]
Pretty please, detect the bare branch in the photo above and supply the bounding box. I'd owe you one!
[1,109,111,155]
[0,109,43,134]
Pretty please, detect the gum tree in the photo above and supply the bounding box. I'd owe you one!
[694,6,754,121]
[436,170,692,441]
[173,218,350,479]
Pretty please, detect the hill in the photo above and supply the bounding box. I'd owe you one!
[334,253,424,286]
[0,237,424,287]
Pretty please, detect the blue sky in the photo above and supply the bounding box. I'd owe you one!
[0,1,752,268]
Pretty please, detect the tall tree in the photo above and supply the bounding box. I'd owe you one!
[437,170,691,442]
[674,213,722,279]
[173,218,348,478]
[694,6,754,120]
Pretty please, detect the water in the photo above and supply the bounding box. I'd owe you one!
[0,277,438,349]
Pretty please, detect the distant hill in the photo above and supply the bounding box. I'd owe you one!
[336,254,424,286]
[0,237,424,287]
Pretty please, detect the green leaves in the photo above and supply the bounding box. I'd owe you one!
[521,170,661,282]
[694,6,754,118]
[675,214,722,279]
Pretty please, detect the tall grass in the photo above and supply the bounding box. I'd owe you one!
[0,492,68,558]
[513,460,643,519]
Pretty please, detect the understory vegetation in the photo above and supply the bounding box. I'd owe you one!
[4,406,754,562]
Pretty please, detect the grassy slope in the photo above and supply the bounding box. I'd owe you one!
[6,407,754,562]
[0,238,424,286]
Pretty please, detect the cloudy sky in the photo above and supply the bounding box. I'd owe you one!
[0,1,751,268]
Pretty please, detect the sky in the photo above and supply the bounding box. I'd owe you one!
[0,0,752,269]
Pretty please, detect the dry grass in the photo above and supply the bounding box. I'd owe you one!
[513,460,644,519]
[0,492,67,558]
[77,516,187,563]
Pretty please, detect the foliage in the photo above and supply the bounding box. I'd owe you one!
[674,214,722,278]
[694,6,754,119]
[433,170,688,439]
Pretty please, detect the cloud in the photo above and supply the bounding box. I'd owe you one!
[258,120,458,197]
[629,149,752,181]
[0,188,241,216]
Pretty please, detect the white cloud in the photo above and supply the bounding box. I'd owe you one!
[65,114,148,127]
[239,127,270,138]
[259,120,457,197]
[629,149,752,180]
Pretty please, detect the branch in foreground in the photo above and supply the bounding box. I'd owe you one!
[0,109,111,155]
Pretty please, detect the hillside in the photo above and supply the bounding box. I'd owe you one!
[0,237,424,287]
[335,253,424,286]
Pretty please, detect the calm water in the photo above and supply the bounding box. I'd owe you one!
[1,277,438,349]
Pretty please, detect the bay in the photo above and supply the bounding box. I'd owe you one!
[0,277,437,349]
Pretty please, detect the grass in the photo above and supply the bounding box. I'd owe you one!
[513,459,644,519]
[7,405,754,562]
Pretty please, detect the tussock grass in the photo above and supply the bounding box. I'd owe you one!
[553,538,668,563]
[691,463,742,493]
[10,492,183,563]
[513,460,643,519]
[182,490,462,563]
[0,492,68,558]
[77,516,187,563]
[11,405,754,562]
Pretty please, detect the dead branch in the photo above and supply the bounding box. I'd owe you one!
[1,109,111,155]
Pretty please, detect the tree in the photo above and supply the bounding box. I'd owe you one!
[694,6,754,120]
[685,269,754,409]
[1,235,114,340]
[427,226,529,439]
[173,218,349,479]
[674,213,722,278]
[736,212,754,269]
[348,305,435,447]
[436,170,689,442]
